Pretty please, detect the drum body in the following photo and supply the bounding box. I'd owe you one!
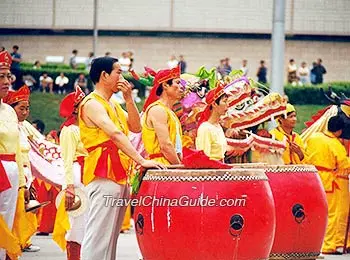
[134,169,275,260]
[234,164,328,259]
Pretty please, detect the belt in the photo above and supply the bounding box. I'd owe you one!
[74,156,85,183]
[315,166,336,173]
[149,153,164,160]
[0,154,16,192]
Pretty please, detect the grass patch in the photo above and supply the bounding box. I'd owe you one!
[28,93,326,135]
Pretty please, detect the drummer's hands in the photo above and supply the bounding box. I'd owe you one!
[290,143,304,161]
[140,159,166,170]
[65,185,75,211]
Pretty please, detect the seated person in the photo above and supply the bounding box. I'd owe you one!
[39,72,53,93]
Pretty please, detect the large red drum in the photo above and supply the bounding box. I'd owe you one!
[233,164,328,260]
[134,168,276,260]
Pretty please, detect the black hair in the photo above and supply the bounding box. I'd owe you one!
[10,102,19,108]
[13,45,19,50]
[289,59,294,63]
[156,79,173,96]
[210,93,229,110]
[89,57,118,84]
[328,116,344,133]
[32,119,45,134]
[72,49,78,54]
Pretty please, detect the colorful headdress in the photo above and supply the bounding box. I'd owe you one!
[143,65,181,111]
[59,86,85,118]
[0,51,12,70]
[3,85,30,105]
[286,103,296,114]
[59,86,85,129]
[198,82,225,126]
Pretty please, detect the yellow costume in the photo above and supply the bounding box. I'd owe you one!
[53,124,88,251]
[142,100,183,165]
[270,127,305,164]
[11,124,38,250]
[79,92,132,186]
[306,131,350,253]
[196,122,227,161]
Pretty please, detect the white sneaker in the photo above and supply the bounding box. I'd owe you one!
[23,245,40,252]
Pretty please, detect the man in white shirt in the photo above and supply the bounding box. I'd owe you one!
[167,55,178,69]
[119,52,131,72]
[55,72,69,94]
[241,59,249,76]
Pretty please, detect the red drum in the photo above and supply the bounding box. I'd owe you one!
[233,164,328,259]
[134,169,276,260]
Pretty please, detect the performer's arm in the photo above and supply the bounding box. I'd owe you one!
[148,106,181,164]
[118,80,141,133]
[60,126,77,188]
[83,99,162,168]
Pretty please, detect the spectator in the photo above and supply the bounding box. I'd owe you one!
[33,60,41,70]
[86,52,95,72]
[39,72,54,93]
[222,58,232,76]
[240,59,249,76]
[105,52,111,57]
[119,52,131,72]
[310,62,317,84]
[11,45,23,89]
[257,60,267,84]
[217,59,225,79]
[167,55,178,69]
[55,72,69,94]
[32,119,46,134]
[311,58,327,84]
[287,59,298,85]
[127,51,134,69]
[69,49,78,69]
[178,55,187,74]
[75,73,88,94]
[0,46,5,52]
[297,61,309,85]
[22,73,37,91]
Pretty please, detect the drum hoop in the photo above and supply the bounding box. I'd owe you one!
[229,164,318,174]
[143,169,268,182]
[269,251,320,259]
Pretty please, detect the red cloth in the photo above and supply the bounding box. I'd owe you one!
[75,156,85,183]
[182,147,231,169]
[67,241,81,260]
[3,85,30,105]
[38,184,59,233]
[86,140,127,183]
[59,86,85,128]
[0,154,15,192]
[0,50,12,69]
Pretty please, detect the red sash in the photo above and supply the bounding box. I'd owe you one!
[75,156,85,183]
[149,153,164,160]
[87,140,127,182]
[0,154,15,192]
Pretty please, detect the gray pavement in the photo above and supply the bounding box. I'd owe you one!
[22,229,349,260]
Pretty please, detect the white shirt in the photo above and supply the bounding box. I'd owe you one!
[167,59,178,69]
[119,57,131,72]
[55,76,69,86]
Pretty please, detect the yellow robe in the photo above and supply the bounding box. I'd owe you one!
[270,127,305,164]
[141,100,183,165]
[53,124,88,250]
[196,121,227,161]
[306,131,350,252]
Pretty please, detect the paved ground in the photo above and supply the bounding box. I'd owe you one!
[22,229,349,260]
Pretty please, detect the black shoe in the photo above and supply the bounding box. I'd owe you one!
[36,232,49,236]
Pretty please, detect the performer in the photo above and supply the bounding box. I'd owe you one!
[3,85,40,252]
[195,83,230,161]
[306,116,350,255]
[0,50,26,259]
[142,66,183,165]
[79,56,163,260]
[52,86,87,260]
[270,103,306,164]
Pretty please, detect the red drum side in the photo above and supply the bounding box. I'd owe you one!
[134,169,275,260]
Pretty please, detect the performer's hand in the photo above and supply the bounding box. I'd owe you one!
[140,159,166,170]
[24,188,30,204]
[29,185,37,200]
[118,80,133,102]
[65,185,75,211]
[225,128,240,138]
[290,143,304,161]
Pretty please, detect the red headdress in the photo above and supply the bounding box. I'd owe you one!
[143,65,181,112]
[198,82,225,127]
[3,85,30,105]
[59,86,85,129]
[0,51,12,70]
